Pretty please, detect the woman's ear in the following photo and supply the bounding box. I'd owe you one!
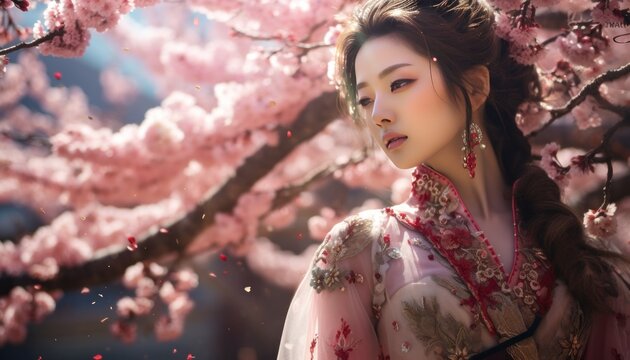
[463,65,490,112]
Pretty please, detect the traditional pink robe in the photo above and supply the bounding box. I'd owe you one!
[277,163,630,359]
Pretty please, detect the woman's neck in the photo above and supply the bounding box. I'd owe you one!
[424,123,510,221]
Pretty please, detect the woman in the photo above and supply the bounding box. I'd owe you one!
[277,0,630,359]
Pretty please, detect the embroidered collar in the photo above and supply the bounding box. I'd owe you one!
[385,163,555,336]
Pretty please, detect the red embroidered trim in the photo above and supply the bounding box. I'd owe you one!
[386,164,556,335]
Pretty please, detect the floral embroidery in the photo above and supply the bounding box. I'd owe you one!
[402,296,484,357]
[309,334,318,360]
[332,317,361,360]
[553,300,590,359]
[392,320,400,332]
[309,215,375,293]
[387,164,556,340]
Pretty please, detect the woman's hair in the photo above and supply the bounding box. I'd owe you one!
[334,0,625,314]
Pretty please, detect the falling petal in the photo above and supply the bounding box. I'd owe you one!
[209,272,217,278]
[219,253,228,261]
[81,287,90,294]
[244,286,251,293]
[187,354,195,360]
[33,284,42,290]
[98,294,103,298]
[54,72,62,80]
[93,355,102,360]
[172,348,177,354]
[100,317,109,323]
[296,232,303,240]
[127,236,138,251]
[287,130,292,138]
[202,214,206,219]
[159,228,169,234]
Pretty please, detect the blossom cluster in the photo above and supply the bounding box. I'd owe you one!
[113,262,198,342]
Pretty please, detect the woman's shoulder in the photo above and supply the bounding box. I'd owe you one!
[320,208,388,260]
[308,209,387,293]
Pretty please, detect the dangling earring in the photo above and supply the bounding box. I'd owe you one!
[461,121,486,178]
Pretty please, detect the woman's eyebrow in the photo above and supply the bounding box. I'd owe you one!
[356,63,412,91]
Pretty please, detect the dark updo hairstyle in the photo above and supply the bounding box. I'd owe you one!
[334,0,625,315]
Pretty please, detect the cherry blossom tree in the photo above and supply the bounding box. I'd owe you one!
[0,0,628,351]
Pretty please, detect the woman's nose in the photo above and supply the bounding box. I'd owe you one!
[371,98,395,127]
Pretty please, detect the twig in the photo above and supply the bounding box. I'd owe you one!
[527,62,630,138]
[0,28,65,56]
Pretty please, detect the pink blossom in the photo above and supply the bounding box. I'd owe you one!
[488,0,522,11]
[171,267,199,292]
[0,62,28,108]
[571,96,603,130]
[110,320,137,343]
[154,315,184,342]
[539,142,570,189]
[494,12,513,40]
[245,237,317,289]
[116,296,153,317]
[135,277,157,298]
[33,291,56,322]
[262,204,298,229]
[557,33,602,67]
[73,0,127,33]
[324,24,344,45]
[116,296,139,317]
[139,113,185,157]
[0,55,8,75]
[308,207,339,240]
[515,101,550,135]
[509,43,545,65]
[159,281,178,304]
[27,257,59,280]
[10,286,32,305]
[33,0,91,58]
[134,296,154,315]
[0,241,23,276]
[591,0,624,24]
[134,0,159,7]
[148,262,167,277]
[583,203,618,239]
[531,0,557,7]
[168,293,194,318]
[509,25,537,45]
[100,68,138,105]
[122,262,145,289]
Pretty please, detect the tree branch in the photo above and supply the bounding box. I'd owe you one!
[527,62,630,138]
[0,91,341,296]
[0,28,65,56]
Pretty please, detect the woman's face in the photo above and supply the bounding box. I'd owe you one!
[354,34,464,169]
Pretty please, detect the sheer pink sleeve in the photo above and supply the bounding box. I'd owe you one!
[582,265,630,359]
[277,213,382,360]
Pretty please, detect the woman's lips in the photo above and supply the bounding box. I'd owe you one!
[387,136,407,149]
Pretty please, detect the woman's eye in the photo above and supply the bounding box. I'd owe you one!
[358,98,372,107]
[357,79,414,108]
[391,79,413,91]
